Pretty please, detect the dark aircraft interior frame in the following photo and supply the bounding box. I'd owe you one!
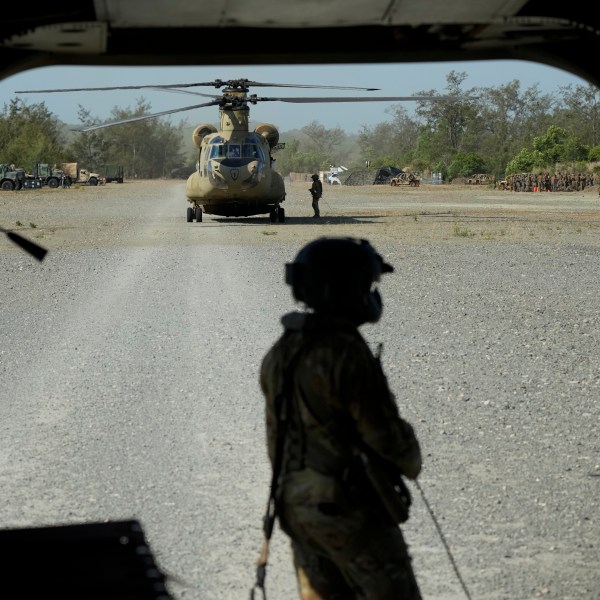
[1,0,599,595]
[1,1,600,88]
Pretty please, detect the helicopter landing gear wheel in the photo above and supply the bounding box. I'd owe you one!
[195,207,203,222]
[277,207,285,223]
[187,207,194,222]
[269,208,277,223]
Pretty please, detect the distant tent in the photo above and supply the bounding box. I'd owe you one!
[338,165,402,185]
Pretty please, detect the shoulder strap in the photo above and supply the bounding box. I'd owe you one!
[252,339,306,600]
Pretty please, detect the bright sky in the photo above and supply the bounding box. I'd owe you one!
[0,61,592,134]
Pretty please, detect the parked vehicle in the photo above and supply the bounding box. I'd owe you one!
[102,164,124,183]
[31,163,63,188]
[390,172,420,187]
[61,163,102,186]
[466,173,492,185]
[30,162,102,187]
[0,163,26,190]
[326,165,348,185]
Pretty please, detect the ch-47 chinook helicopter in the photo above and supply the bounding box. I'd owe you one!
[16,78,456,223]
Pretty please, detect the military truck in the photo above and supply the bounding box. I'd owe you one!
[61,163,102,186]
[101,164,124,183]
[30,162,102,187]
[0,164,26,190]
[466,173,492,185]
[390,172,420,187]
[31,163,63,188]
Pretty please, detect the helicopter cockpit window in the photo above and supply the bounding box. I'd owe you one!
[242,144,261,159]
[227,145,241,158]
[208,144,226,159]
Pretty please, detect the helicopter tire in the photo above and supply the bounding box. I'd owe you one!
[277,207,285,223]
[187,207,194,223]
[195,207,203,222]
[269,209,277,223]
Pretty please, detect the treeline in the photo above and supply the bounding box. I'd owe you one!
[276,71,600,180]
[2,71,600,180]
[0,98,187,178]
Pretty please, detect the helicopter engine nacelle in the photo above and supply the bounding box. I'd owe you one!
[192,124,218,149]
[254,124,279,149]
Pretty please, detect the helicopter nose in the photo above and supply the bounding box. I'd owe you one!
[219,160,261,186]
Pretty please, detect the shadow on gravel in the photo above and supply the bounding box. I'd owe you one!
[210,215,388,226]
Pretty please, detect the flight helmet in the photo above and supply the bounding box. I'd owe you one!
[285,237,393,324]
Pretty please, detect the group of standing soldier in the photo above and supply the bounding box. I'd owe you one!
[500,172,597,192]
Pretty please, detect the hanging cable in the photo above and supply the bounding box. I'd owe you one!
[414,479,474,600]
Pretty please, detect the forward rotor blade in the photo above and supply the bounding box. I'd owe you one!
[73,100,221,132]
[239,81,379,91]
[15,79,379,94]
[15,80,380,94]
[148,87,221,99]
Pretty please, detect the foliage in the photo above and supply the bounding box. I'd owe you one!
[447,152,487,179]
[0,99,66,169]
[505,149,538,174]
[589,145,600,161]
[274,123,350,175]
[505,125,589,174]
[67,99,186,178]
[3,75,600,180]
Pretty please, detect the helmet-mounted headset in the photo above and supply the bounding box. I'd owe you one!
[285,237,393,324]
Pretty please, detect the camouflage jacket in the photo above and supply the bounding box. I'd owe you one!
[260,311,422,506]
[309,180,323,199]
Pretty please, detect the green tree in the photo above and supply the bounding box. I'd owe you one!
[557,83,600,148]
[505,148,538,174]
[414,71,480,158]
[447,152,487,179]
[300,121,346,167]
[589,144,600,161]
[273,138,325,175]
[0,99,66,168]
[66,106,111,167]
[357,105,420,167]
[67,98,185,177]
[473,81,554,178]
[504,125,588,173]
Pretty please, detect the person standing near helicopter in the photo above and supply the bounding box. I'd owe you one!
[309,174,322,218]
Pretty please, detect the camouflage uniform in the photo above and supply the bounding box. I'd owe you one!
[260,311,422,600]
[309,178,323,217]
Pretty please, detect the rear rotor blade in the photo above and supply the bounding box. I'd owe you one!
[255,95,464,103]
[14,81,225,93]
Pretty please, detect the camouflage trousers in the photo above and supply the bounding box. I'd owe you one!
[280,501,422,600]
[311,197,320,217]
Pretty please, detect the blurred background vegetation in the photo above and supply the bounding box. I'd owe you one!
[2,71,599,181]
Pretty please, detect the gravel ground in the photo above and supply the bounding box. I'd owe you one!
[0,179,599,600]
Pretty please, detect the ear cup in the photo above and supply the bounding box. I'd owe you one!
[364,288,383,323]
[284,237,392,324]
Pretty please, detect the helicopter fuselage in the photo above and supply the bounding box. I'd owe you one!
[185,101,285,217]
